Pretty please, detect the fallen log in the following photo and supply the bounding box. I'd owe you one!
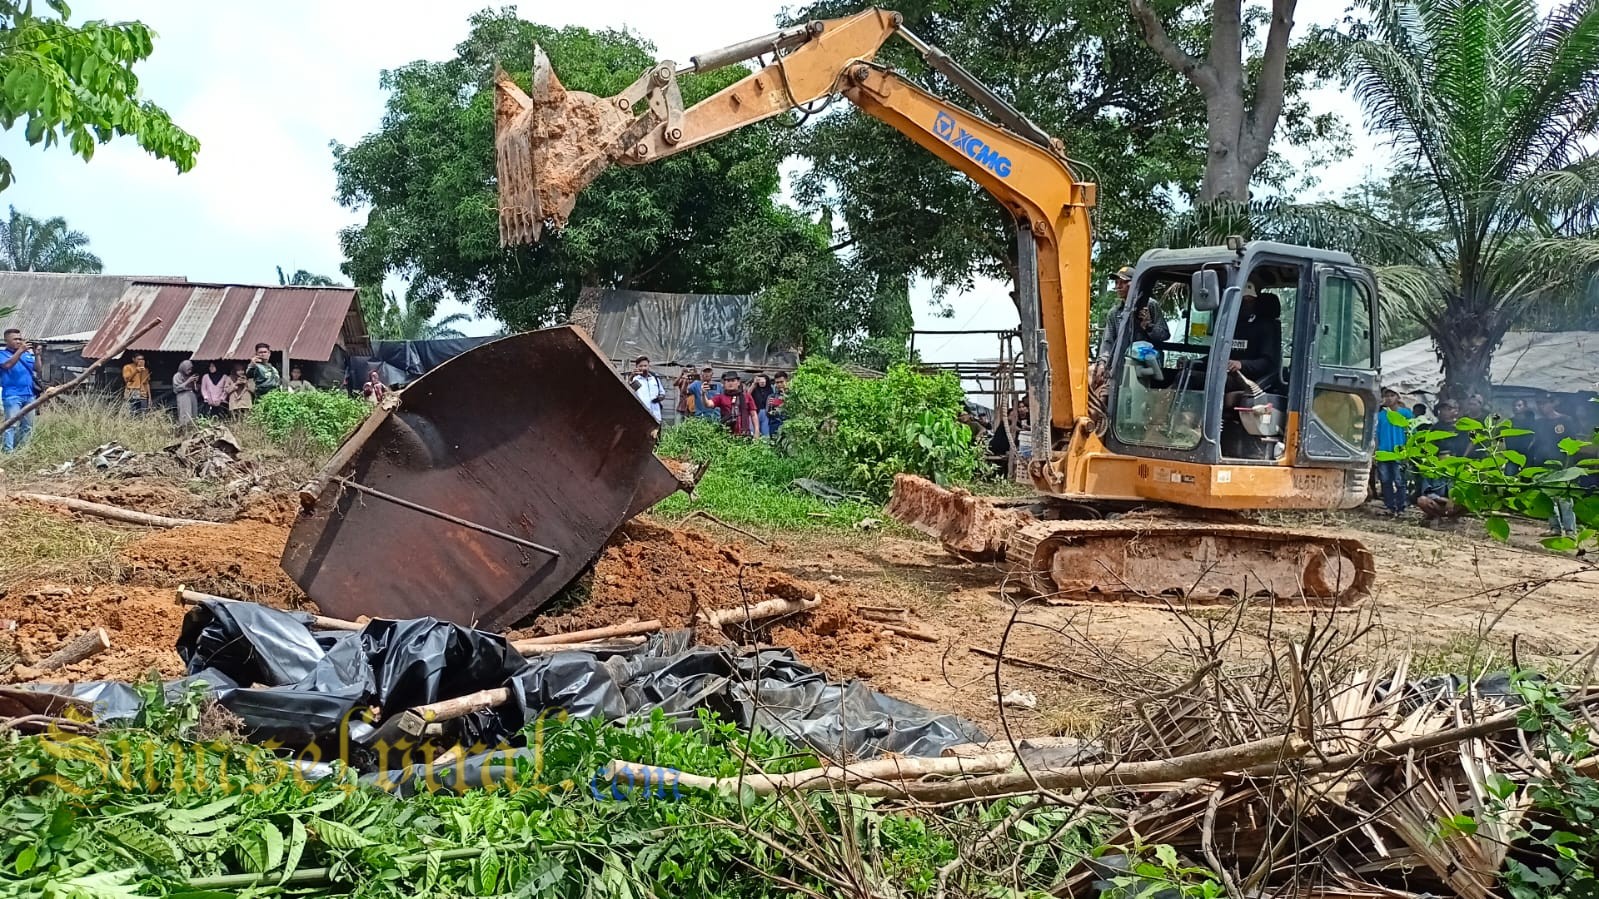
[883,624,938,643]
[39,628,111,671]
[0,318,162,436]
[17,494,208,529]
[176,589,365,631]
[605,734,1309,802]
[513,619,661,647]
[398,688,512,736]
[701,595,820,630]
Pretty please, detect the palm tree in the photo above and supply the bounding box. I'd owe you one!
[276,266,338,286]
[361,288,473,340]
[1167,0,1599,398]
[0,206,102,272]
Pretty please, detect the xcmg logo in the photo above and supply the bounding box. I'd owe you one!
[933,111,1013,178]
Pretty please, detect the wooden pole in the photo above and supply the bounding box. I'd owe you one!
[39,628,111,670]
[0,318,163,435]
[516,637,645,655]
[398,688,512,736]
[16,493,208,529]
[511,619,661,648]
[297,399,395,510]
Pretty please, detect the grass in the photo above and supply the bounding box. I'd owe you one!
[654,420,887,532]
[0,506,131,589]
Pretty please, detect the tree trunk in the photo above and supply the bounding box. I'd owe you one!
[1431,305,1505,401]
[1131,0,1298,206]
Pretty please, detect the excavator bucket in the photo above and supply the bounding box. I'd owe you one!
[886,474,1032,562]
[281,326,691,631]
[495,47,642,246]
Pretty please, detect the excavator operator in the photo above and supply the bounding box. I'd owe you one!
[1227,283,1283,393]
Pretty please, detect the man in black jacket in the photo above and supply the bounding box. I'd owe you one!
[1228,284,1283,393]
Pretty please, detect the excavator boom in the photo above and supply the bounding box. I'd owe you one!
[493,11,1377,606]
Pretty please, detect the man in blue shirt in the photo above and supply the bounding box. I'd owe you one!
[1375,387,1414,514]
[686,365,721,422]
[0,327,41,452]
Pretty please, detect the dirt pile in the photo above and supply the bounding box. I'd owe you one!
[510,519,891,675]
[1,585,187,682]
[121,520,304,606]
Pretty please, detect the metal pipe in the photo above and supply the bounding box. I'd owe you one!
[896,26,1055,152]
[333,477,561,558]
[687,22,822,74]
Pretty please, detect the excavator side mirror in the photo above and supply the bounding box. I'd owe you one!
[1191,270,1221,312]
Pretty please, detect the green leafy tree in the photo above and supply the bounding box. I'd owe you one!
[0,205,99,272]
[0,0,198,189]
[788,0,1211,306]
[334,9,848,336]
[360,288,474,340]
[275,266,338,287]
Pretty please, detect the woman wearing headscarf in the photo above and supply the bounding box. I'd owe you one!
[172,359,199,428]
[200,362,229,418]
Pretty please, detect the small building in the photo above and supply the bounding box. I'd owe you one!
[0,272,189,382]
[83,280,369,400]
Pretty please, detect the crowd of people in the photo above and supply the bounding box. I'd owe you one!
[1375,386,1590,538]
[120,342,297,427]
[623,356,789,438]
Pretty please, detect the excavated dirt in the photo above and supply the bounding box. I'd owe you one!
[120,519,305,606]
[511,520,891,673]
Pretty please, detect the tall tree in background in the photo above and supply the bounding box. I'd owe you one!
[334,9,898,358]
[276,266,338,287]
[1130,0,1318,203]
[0,206,100,272]
[0,1,199,189]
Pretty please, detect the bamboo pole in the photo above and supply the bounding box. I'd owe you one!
[516,637,645,655]
[512,619,661,647]
[603,749,1020,797]
[604,734,1310,801]
[16,493,209,529]
[398,688,512,736]
[0,318,163,435]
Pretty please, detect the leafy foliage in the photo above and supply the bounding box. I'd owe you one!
[334,10,844,333]
[1377,409,1599,553]
[249,389,370,451]
[359,288,475,341]
[0,204,98,272]
[653,417,881,530]
[779,359,982,498]
[0,703,1121,898]
[277,266,339,287]
[0,0,198,189]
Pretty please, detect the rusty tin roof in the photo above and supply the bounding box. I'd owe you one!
[85,281,365,360]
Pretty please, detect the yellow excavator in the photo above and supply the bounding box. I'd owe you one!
[494,8,1380,604]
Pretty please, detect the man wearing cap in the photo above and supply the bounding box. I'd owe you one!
[710,371,759,436]
[1097,265,1169,362]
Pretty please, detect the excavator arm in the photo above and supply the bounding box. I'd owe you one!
[494,8,1095,429]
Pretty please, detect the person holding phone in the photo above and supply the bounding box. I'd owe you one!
[0,328,41,451]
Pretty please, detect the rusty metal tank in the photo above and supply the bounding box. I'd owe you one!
[281,326,688,630]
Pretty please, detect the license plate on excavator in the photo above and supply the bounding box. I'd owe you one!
[281,326,687,631]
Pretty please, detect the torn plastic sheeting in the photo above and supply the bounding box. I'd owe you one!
[27,670,239,725]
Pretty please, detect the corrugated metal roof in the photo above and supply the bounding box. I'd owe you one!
[84,281,364,361]
[0,272,187,340]
[1380,331,1599,396]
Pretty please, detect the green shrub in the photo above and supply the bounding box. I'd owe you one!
[654,418,880,530]
[779,358,983,498]
[249,389,370,450]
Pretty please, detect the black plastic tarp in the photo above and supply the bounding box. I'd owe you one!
[371,338,498,379]
[26,601,985,786]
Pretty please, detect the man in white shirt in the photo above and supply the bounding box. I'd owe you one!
[627,355,664,423]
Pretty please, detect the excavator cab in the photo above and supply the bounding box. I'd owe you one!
[1097,242,1381,510]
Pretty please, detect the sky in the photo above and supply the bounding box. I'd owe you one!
[0,1,1390,357]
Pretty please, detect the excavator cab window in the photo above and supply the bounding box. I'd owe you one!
[1110,266,1226,452]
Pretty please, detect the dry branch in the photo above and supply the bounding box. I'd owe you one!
[17,494,208,529]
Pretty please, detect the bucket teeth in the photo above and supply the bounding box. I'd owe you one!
[495,43,637,247]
